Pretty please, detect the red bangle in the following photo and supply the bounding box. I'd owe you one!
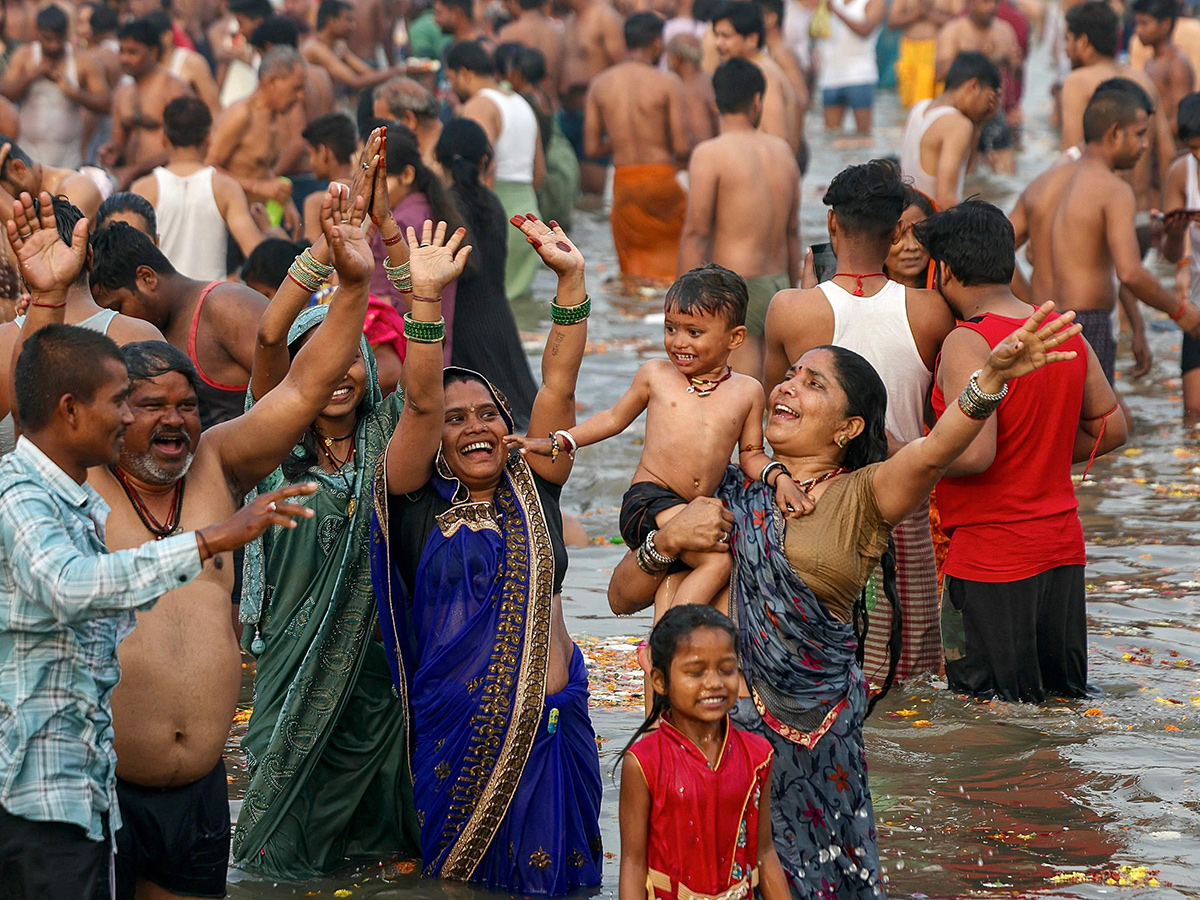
[31,300,67,308]
[382,231,404,246]
[411,293,440,303]
[1171,300,1189,321]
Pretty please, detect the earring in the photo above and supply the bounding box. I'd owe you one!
[836,435,848,448]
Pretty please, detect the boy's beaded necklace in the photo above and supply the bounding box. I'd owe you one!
[687,366,733,396]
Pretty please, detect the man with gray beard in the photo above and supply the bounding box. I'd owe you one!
[79,184,378,900]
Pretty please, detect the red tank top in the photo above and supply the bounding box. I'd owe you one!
[930,312,1088,582]
[629,717,772,899]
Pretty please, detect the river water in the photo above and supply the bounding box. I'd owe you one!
[225,37,1200,900]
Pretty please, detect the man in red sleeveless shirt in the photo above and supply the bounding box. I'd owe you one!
[918,200,1127,702]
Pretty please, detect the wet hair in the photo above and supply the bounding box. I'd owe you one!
[36,5,68,34]
[1082,77,1153,143]
[624,11,664,49]
[1065,1,1119,58]
[437,0,475,17]
[302,113,358,164]
[902,184,937,218]
[90,222,177,291]
[249,14,300,49]
[143,9,173,37]
[712,57,765,114]
[122,340,202,395]
[230,0,274,21]
[436,117,501,252]
[15,324,125,432]
[1178,91,1200,139]
[665,263,748,329]
[496,42,547,84]
[757,0,784,25]
[0,134,33,182]
[163,96,213,148]
[47,197,90,286]
[260,44,304,79]
[618,605,740,766]
[243,237,307,288]
[119,18,161,49]
[95,192,158,236]
[445,39,495,75]
[317,0,351,29]
[713,1,764,47]
[822,159,906,240]
[89,3,121,34]
[912,199,1015,286]
[375,76,440,120]
[943,50,1001,91]
[1132,0,1178,22]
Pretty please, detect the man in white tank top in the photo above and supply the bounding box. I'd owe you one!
[130,96,265,281]
[764,160,956,681]
[448,39,547,303]
[899,51,1001,209]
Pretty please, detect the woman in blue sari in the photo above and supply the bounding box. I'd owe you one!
[608,305,1083,899]
[371,215,602,894]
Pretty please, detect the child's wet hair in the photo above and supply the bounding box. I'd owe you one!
[665,264,749,330]
[617,605,740,768]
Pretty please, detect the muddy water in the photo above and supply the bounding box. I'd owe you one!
[226,39,1200,900]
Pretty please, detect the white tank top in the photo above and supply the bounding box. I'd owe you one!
[820,278,932,442]
[153,166,229,282]
[818,0,880,89]
[478,87,538,184]
[170,46,188,78]
[1185,154,1200,306]
[19,43,82,169]
[900,99,964,201]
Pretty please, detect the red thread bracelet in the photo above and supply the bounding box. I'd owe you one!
[382,231,404,246]
[1171,300,1189,321]
[31,300,66,308]
[411,293,440,303]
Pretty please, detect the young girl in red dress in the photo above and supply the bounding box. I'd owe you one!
[618,606,790,900]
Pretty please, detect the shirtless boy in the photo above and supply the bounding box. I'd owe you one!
[508,265,803,610]
[900,51,1001,209]
[1132,0,1195,145]
[206,45,306,232]
[679,58,800,383]
[102,18,192,191]
[1011,79,1200,384]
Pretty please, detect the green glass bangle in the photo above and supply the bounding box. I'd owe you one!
[403,313,445,343]
[550,294,590,326]
[300,248,334,277]
[287,261,324,292]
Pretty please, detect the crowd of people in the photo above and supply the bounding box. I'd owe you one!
[0,0,1196,897]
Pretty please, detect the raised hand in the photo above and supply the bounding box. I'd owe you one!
[501,434,556,457]
[7,191,87,294]
[984,301,1081,382]
[348,126,383,211]
[196,482,319,556]
[320,173,373,286]
[407,220,471,297]
[509,213,584,279]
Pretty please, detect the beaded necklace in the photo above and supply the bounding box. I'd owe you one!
[687,366,733,397]
[109,465,185,539]
[796,467,847,494]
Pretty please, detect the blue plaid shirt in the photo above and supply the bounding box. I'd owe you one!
[0,438,202,840]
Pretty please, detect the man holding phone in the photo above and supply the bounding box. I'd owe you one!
[678,57,801,384]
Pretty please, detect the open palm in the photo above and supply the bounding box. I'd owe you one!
[319,177,373,284]
[988,302,1082,379]
[7,191,87,293]
[509,214,585,278]
[407,220,471,294]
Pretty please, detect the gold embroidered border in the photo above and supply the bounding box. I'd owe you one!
[647,866,759,900]
[752,688,846,750]
[727,755,772,883]
[437,455,554,878]
[372,455,414,768]
[436,501,501,538]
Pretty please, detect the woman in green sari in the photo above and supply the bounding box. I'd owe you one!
[232,131,472,878]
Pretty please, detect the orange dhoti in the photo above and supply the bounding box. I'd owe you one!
[610,164,687,283]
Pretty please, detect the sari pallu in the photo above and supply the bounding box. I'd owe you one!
[232,306,419,878]
[717,468,885,900]
[371,370,602,896]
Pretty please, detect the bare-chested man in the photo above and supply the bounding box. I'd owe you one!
[713,1,802,156]
[1011,79,1200,387]
[206,45,306,236]
[145,9,223,116]
[0,6,111,169]
[587,12,690,283]
[667,34,719,147]
[0,136,103,220]
[303,0,403,96]
[936,0,1023,171]
[560,0,625,195]
[498,0,567,101]
[900,51,1001,209]
[1133,0,1195,145]
[90,193,372,900]
[758,0,810,133]
[433,0,491,42]
[347,0,393,63]
[1061,1,1174,210]
[102,19,192,191]
[679,58,799,381]
[890,0,955,106]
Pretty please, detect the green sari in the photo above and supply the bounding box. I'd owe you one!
[232,305,419,878]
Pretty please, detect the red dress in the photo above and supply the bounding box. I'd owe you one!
[628,717,773,900]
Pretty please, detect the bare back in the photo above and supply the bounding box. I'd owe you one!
[634,359,763,498]
[212,96,280,180]
[587,60,686,165]
[1018,160,1077,304]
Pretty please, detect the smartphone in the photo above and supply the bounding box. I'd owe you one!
[810,242,838,283]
